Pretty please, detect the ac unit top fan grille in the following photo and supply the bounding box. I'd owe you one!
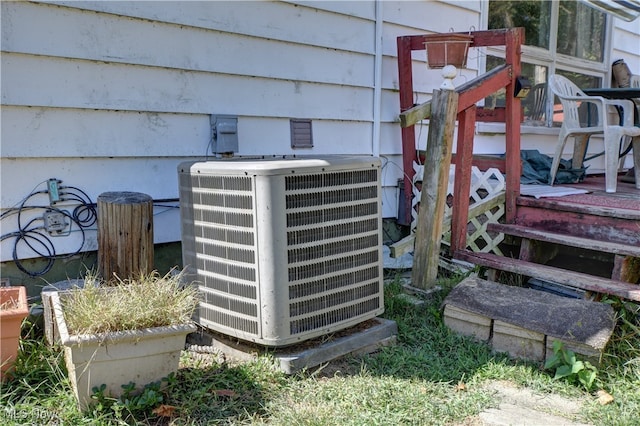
[178,156,384,347]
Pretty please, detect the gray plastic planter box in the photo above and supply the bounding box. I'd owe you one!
[51,291,195,411]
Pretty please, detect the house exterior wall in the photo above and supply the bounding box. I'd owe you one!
[612,18,640,71]
[1,0,637,267]
[0,0,481,263]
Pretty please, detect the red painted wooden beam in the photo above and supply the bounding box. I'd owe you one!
[450,106,477,254]
[456,65,512,111]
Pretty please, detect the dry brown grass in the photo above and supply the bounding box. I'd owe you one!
[62,269,199,335]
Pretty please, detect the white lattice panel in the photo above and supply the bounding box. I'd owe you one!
[412,163,506,255]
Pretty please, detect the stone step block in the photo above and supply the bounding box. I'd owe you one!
[442,276,616,362]
[443,304,491,341]
[492,320,545,361]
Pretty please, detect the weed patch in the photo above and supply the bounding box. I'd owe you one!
[545,340,598,391]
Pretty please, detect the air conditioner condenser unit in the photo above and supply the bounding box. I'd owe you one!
[178,156,384,347]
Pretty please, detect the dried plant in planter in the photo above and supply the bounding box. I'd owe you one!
[62,270,199,335]
[0,297,22,311]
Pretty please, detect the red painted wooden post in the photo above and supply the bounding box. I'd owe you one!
[450,105,477,254]
[397,36,417,225]
[504,28,524,223]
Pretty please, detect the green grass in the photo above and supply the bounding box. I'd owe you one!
[2,272,639,425]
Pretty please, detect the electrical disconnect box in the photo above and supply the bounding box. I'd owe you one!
[211,115,238,154]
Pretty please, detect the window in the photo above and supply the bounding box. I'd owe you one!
[486,1,609,126]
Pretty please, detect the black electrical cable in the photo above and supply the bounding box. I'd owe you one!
[14,237,55,276]
[1,181,93,277]
[1,231,55,277]
[72,203,97,227]
[60,186,98,226]
[2,181,182,277]
[62,185,92,202]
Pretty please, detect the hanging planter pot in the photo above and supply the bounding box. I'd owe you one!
[1,286,29,380]
[424,34,473,69]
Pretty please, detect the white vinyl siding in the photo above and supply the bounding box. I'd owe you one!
[611,18,640,70]
[1,0,431,261]
[1,0,636,263]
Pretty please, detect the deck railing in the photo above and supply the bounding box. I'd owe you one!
[397,28,524,287]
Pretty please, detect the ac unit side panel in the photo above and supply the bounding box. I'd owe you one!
[277,164,384,346]
[178,165,263,342]
[178,171,197,283]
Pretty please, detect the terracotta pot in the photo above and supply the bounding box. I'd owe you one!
[51,291,196,411]
[424,34,473,69]
[1,286,29,380]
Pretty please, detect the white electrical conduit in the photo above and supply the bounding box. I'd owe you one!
[372,0,383,158]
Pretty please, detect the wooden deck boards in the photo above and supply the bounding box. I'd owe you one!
[455,250,640,301]
[514,175,639,246]
[451,173,639,299]
[537,175,639,212]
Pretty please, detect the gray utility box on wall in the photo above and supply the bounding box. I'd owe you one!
[211,115,238,154]
[178,156,384,347]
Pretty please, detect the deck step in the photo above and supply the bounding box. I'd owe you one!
[516,196,640,221]
[514,200,640,246]
[454,250,640,301]
[487,223,640,258]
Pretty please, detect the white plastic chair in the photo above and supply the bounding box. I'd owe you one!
[548,74,640,192]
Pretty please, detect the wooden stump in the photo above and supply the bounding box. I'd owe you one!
[97,192,154,282]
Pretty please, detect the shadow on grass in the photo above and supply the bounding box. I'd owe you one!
[164,360,276,423]
[1,318,276,425]
[308,272,548,393]
[362,274,508,382]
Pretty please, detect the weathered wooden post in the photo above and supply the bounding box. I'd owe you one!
[97,191,154,281]
[411,68,459,289]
